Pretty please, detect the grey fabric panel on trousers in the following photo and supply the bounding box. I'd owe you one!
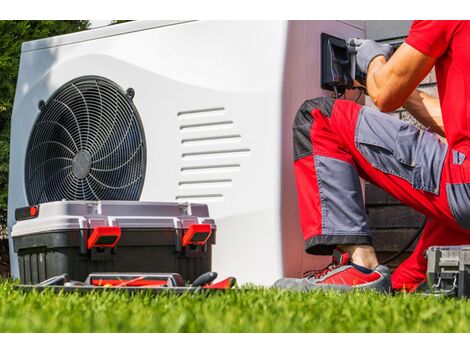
[355,106,448,195]
[292,97,335,161]
[452,149,466,165]
[447,183,470,230]
[314,155,371,236]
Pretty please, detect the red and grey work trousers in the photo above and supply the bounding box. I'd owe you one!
[293,97,470,290]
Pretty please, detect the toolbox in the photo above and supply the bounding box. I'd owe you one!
[426,245,470,297]
[14,271,237,295]
[11,200,216,284]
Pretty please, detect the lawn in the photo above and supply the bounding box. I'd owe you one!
[1,279,470,332]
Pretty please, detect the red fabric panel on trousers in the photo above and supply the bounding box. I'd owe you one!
[294,155,322,240]
[310,106,359,166]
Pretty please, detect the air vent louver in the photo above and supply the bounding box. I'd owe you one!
[25,76,146,205]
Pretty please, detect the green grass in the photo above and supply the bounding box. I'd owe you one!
[1,279,470,332]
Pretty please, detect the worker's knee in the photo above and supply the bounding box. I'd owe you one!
[292,97,335,160]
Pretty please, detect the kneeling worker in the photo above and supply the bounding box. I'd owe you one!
[275,20,470,292]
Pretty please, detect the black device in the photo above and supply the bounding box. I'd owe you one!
[321,33,366,97]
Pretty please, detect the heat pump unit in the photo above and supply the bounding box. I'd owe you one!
[8,20,365,284]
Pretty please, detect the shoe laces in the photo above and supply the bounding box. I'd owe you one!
[302,247,350,279]
[303,262,342,279]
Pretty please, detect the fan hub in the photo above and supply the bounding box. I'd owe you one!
[72,150,92,179]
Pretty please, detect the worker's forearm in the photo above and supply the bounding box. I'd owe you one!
[366,56,417,112]
[366,57,389,108]
[364,43,437,113]
[403,90,445,137]
[366,57,445,138]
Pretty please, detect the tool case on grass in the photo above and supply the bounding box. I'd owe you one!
[12,200,216,284]
[426,246,470,297]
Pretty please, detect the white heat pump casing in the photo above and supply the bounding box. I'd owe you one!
[8,20,365,284]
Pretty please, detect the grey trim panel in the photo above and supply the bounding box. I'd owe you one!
[447,183,470,230]
[365,20,412,41]
[355,107,447,195]
[305,234,372,255]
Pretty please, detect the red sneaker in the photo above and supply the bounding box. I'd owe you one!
[273,248,391,292]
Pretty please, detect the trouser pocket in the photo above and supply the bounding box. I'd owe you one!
[355,106,448,195]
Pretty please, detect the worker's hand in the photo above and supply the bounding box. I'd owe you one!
[347,38,393,74]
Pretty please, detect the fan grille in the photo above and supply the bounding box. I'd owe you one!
[25,76,146,205]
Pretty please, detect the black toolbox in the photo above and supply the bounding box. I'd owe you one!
[12,200,216,284]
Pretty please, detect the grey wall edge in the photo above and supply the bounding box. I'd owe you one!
[366,20,413,41]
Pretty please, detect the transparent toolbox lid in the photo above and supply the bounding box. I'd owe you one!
[12,200,215,237]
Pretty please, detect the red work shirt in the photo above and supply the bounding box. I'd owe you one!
[406,20,470,153]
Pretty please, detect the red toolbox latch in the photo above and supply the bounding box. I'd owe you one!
[87,226,122,250]
[181,224,212,247]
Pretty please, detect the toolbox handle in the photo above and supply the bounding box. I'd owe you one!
[87,226,122,250]
[181,224,212,247]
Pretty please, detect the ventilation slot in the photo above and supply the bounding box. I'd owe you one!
[177,107,225,119]
[182,149,251,161]
[179,121,234,133]
[178,179,232,189]
[180,164,241,175]
[181,134,241,147]
[175,194,224,202]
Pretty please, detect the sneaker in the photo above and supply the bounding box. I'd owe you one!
[273,248,391,293]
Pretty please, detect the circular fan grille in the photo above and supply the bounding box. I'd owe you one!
[25,76,146,205]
